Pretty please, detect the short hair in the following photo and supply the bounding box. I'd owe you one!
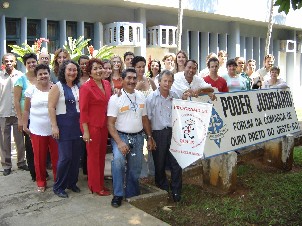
[207,57,219,68]
[148,59,161,78]
[34,64,50,76]
[123,51,135,61]
[226,59,237,67]
[184,59,198,69]
[22,53,37,65]
[85,58,103,75]
[58,60,80,85]
[162,54,174,62]
[121,68,136,79]
[270,66,280,74]
[131,56,146,67]
[218,50,227,57]
[2,53,16,63]
[78,55,89,64]
[264,54,275,61]
[247,59,256,64]
[158,69,174,83]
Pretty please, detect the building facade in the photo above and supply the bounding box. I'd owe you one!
[1,0,302,107]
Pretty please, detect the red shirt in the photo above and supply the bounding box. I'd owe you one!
[204,75,228,92]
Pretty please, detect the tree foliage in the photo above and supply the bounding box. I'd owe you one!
[274,0,302,14]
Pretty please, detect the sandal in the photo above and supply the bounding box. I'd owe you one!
[37,187,45,193]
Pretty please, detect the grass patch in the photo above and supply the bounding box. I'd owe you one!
[135,147,302,225]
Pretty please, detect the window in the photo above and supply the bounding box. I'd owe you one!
[27,20,40,47]
[84,23,94,54]
[47,21,59,54]
[5,18,20,54]
[66,21,77,39]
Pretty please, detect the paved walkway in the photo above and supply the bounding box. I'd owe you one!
[0,159,168,226]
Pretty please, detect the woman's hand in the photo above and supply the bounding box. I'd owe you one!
[52,125,60,139]
[23,126,31,135]
[82,131,91,143]
[18,118,23,132]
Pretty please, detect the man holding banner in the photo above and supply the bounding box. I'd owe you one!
[146,70,183,202]
[171,59,216,100]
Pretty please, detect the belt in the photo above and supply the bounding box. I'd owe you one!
[117,130,143,136]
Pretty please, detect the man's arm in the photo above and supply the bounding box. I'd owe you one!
[107,116,129,156]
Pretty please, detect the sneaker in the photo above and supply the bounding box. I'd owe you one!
[111,196,123,208]
[3,169,11,176]
[18,165,29,171]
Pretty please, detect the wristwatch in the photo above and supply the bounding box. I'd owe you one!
[147,135,152,140]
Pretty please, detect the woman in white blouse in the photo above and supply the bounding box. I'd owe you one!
[23,64,59,193]
[262,66,288,89]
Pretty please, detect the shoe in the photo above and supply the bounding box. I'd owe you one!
[46,171,49,181]
[54,190,69,198]
[68,186,80,193]
[94,190,111,196]
[18,165,29,171]
[172,194,181,202]
[37,187,45,193]
[111,196,123,208]
[3,169,11,176]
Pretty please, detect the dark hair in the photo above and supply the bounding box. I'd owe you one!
[207,57,219,68]
[34,64,50,76]
[270,66,280,74]
[131,56,146,67]
[52,48,71,75]
[123,51,135,61]
[85,58,104,75]
[121,68,136,79]
[158,69,174,82]
[184,59,198,69]
[226,59,237,67]
[22,53,37,66]
[148,59,161,78]
[58,60,80,85]
[78,55,89,64]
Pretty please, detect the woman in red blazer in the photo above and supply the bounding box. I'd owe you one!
[79,58,111,196]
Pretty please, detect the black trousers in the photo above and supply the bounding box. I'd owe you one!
[24,132,35,180]
[152,128,182,194]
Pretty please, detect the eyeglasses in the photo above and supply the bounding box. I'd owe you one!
[40,57,49,60]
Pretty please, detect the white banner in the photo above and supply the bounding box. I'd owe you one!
[193,88,301,158]
[170,99,212,169]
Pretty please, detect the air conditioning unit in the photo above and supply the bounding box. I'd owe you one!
[147,25,177,48]
[104,22,143,47]
[279,40,296,52]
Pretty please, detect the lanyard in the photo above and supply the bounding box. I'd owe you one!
[123,89,137,112]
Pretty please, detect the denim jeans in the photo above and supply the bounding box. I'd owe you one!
[111,132,144,198]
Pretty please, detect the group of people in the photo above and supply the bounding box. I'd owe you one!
[0,47,287,208]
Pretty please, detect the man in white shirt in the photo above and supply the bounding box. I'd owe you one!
[107,68,155,208]
[0,53,28,176]
[255,54,275,82]
[172,59,216,100]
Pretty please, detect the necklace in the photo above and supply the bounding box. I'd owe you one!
[123,89,138,115]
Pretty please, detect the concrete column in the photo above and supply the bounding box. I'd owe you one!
[246,37,253,60]
[269,36,273,53]
[202,152,237,193]
[41,18,47,50]
[59,20,66,48]
[260,37,265,66]
[134,8,146,57]
[181,29,189,56]
[240,36,245,58]
[94,22,103,49]
[253,37,260,69]
[228,21,240,59]
[200,32,209,69]
[209,32,218,54]
[218,33,227,52]
[191,31,199,65]
[263,135,294,171]
[0,15,6,58]
[20,17,27,72]
[77,21,85,53]
[273,39,280,66]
